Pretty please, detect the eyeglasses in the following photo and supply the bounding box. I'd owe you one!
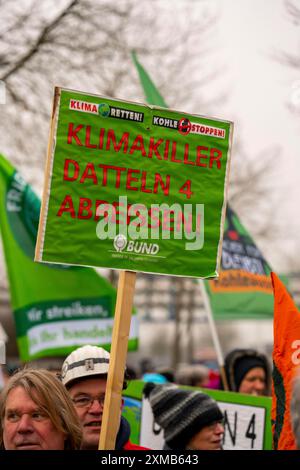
[72,394,106,409]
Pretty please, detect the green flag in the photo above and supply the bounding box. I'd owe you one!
[205,205,273,319]
[131,51,167,108]
[0,154,138,361]
[132,52,274,319]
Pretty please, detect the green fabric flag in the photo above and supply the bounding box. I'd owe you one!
[0,154,138,360]
[132,52,274,319]
[205,205,273,319]
[131,51,167,108]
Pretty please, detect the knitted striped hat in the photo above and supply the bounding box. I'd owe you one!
[144,382,223,449]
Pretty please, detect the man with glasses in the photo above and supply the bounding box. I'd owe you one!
[61,345,145,450]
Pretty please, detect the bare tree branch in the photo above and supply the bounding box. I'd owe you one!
[286,0,300,23]
[1,0,79,81]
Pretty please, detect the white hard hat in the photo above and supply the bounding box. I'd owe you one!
[61,345,110,387]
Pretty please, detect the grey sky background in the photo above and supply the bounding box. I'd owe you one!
[215,0,299,271]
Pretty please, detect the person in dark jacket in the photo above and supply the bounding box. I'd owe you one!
[61,345,145,450]
[144,382,224,450]
[223,348,271,396]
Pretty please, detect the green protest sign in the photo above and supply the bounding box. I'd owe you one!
[36,87,233,278]
[122,380,272,450]
[0,154,137,361]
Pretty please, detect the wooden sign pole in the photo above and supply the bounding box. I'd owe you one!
[99,270,136,450]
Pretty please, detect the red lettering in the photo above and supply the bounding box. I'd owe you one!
[57,195,75,218]
[79,163,98,184]
[209,148,222,169]
[98,128,105,149]
[126,169,140,191]
[112,201,126,225]
[170,141,181,163]
[183,143,194,166]
[148,137,163,159]
[196,146,208,167]
[63,159,79,181]
[162,209,174,232]
[95,199,108,221]
[130,204,147,227]
[127,203,133,226]
[141,171,152,193]
[78,198,93,219]
[175,211,185,232]
[163,140,170,160]
[148,207,160,229]
[106,129,129,153]
[179,180,193,199]
[153,173,170,196]
[98,164,126,187]
[95,200,111,222]
[67,123,83,146]
[85,125,97,148]
[115,167,126,188]
[129,135,147,156]
[180,211,192,233]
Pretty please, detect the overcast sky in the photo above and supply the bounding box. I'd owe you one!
[213,0,300,271]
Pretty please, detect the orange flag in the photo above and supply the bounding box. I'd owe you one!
[271,272,300,450]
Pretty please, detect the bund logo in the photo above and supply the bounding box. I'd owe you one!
[113,234,127,252]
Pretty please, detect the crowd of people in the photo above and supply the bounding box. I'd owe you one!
[0,344,292,451]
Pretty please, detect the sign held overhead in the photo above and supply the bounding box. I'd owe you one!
[35,87,233,278]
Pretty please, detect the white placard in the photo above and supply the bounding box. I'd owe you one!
[140,398,266,450]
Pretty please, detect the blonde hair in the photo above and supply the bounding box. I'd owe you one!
[0,368,82,450]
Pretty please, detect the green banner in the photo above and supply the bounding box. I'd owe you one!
[0,154,137,361]
[132,52,274,318]
[131,52,167,108]
[205,205,274,319]
[122,380,272,450]
[36,87,233,278]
